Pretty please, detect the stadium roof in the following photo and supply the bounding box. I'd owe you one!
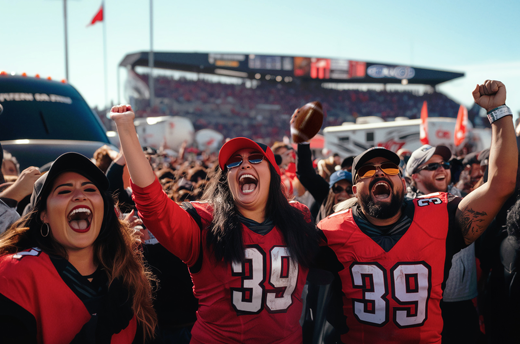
[119,52,464,86]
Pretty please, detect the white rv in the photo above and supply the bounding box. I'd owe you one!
[133,116,195,151]
[324,117,491,157]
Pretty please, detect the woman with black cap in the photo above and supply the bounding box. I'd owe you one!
[111,105,319,343]
[0,152,157,343]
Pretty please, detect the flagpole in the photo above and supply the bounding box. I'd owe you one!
[63,0,69,81]
[149,0,154,109]
[103,0,108,110]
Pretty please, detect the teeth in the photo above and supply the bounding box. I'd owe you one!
[376,182,387,187]
[240,174,257,181]
[69,208,91,216]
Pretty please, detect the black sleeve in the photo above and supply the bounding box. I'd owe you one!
[0,293,38,343]
[106,161,134,213]
[296,143,330,206]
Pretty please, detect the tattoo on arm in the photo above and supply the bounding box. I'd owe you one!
[456,206,487,238]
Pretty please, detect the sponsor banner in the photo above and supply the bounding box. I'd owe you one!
[0,93,72,104]
[366,64,415,80]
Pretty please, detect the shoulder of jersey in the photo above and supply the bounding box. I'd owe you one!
[0,247,45,274]
[327,208,350,220]
[190,201,214,221]
[416,192,444,199]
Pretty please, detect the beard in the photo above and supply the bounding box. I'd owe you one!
[359,177,405,219]
[421,177,448,194]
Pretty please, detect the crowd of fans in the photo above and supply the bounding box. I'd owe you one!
[0,79,518,343]
[93,74,486,145]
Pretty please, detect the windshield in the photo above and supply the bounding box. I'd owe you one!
[0,77,109,143]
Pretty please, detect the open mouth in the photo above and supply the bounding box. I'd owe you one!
[239,174,258,194]
[67,206,92,232]
[371,181,391,200]
[435,175,446,181]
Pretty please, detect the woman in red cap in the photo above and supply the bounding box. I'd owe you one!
[111,105,319,344]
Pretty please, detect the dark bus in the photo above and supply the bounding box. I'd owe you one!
[0,74,115,170]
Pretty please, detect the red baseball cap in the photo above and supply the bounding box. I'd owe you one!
[218,138,281,176]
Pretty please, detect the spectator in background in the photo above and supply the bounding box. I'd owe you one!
[271,141,299,198]
[2,150,20,177]
[93,145,118,173]
[456,151,483,195]
[0,166,41,234]
[406,144,478,343]
[340,155,355,172]
[318,153,341,182]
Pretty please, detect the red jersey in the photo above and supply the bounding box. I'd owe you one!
[318,193,454,344]
[132,179,309,344]
[0,248,137,343]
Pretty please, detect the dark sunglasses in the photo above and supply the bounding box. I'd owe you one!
[416,162,450,173]
[356,162,400,182]
[332,185,353,195]
[226,153,264,169]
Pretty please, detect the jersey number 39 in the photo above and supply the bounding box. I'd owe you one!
[231,246,298,315]
[350,262,431,328]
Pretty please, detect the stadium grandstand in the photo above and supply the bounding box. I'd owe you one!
[102,52,485,144]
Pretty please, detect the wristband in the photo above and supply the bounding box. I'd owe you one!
[487,105,512,124]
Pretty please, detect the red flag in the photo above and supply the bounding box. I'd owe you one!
[419,101,429,145]
[88,4,103,26]
[454,105,468,146]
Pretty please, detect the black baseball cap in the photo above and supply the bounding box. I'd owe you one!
[23,152,108,215]
[352,147,400,183]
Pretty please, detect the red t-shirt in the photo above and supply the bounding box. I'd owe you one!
[318,193,456,344]
[132,179,309,344]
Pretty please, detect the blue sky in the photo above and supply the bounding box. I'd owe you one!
[2,0,520,119]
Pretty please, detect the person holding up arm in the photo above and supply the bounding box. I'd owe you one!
[111,105,319,344]
[316,80,518,343]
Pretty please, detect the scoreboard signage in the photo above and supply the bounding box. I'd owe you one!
[119,52,464,85]
[366,64,416,80]
[248,55,293,71]
[294,57,366,80]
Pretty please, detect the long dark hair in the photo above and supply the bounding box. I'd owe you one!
[0,186,157,340]
[202,164,319,267]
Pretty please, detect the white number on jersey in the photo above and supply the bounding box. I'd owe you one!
[350,262,431,327]
[231,246,298,314]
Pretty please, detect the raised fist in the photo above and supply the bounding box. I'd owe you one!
[110,104,135,125]
[472,80,506,112]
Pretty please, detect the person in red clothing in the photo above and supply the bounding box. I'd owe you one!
[0,152,157,343]
[111,105,319,344]
[317,80,518,343]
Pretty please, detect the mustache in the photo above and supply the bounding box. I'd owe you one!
[369,177,394,192]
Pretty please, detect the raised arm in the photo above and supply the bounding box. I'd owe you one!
[110,105,155,188]
[457,80,518,244]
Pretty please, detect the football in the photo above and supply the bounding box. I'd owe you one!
[290,101,324,143]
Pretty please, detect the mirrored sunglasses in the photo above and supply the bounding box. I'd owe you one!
[416,162,450,173]
[226,153,265,169]
[356,162,400,182]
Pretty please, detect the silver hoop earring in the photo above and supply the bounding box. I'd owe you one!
[41,223,50,238]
